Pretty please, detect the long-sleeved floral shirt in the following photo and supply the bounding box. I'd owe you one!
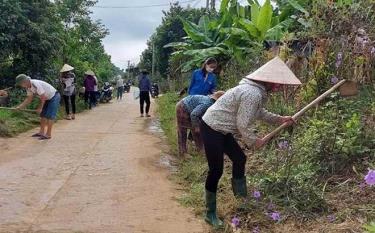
[202,79,281,146]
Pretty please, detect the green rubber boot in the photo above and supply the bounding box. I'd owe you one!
[205,190,224,229]
[232,177,248,198]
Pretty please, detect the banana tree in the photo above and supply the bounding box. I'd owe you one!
[164,15,232,72]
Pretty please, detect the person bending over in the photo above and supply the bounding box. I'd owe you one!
[15,74,61,140]
[200,57,301,228]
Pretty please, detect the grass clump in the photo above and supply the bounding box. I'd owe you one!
[156,89,375,232]
[0,109,39,137]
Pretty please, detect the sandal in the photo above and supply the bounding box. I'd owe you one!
[39,135,51,140]
[31,133,43,138]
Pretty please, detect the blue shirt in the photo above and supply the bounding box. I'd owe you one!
[138,75,151,92]
[182,95,215,127]
[188,69,217,95]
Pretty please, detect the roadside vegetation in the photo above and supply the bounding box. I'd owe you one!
[0,0,121,137]
[154,0,374,232]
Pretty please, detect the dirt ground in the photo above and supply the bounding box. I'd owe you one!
[0,91,206,233]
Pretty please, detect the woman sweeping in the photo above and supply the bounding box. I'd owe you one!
[188,57,218,96]
[200,57,301,228]
[60,64,76,120]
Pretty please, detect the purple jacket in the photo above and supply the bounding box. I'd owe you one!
[84,75,97,92]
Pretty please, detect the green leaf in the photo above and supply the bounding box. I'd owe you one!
[251,3,260,24]
[288,0,309,16]
[198,15,210,36]
[239,19,260,39]
[247,0,260,6]
[256,0,273,38]
[181,18,212,44]
[220,0,230,13]
[163,42,188,49]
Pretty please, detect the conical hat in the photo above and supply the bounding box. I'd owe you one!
[246,57,301,85]
[85,70,95,76]
[60,64,74,73]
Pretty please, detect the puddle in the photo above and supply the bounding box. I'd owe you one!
[159,154,178,173]
[146,118,178,173]
[147,118,164,134]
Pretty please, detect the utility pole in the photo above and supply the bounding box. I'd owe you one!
[127,60,130,79]
[211,0,215,12]
[151,42,156,78]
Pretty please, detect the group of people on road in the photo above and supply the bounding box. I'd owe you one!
[176,56,302,228]
[13,64,159,140]
[14,64,103,140]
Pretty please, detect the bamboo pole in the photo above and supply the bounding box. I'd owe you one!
[262,79,348,143]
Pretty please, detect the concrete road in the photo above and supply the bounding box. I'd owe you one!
[0,91,205,233]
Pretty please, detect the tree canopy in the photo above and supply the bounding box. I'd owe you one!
[0,0,121,88]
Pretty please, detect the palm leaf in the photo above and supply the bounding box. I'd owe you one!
[239,19,260,39]
[256,0,273,38]
[288,0,309,16]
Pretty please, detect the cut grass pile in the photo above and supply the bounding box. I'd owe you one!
[0,109,39,137]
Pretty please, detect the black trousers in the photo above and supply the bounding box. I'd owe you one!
[85,91,96,109]
[139,91,151,114]
[200,121,247,193]
[63,94,76,115]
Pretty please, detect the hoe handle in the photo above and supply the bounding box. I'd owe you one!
[262,80,347,143]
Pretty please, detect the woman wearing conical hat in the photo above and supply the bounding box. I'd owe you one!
[60,64,76,120]
[83,70,97,110]
[199,57,302,228]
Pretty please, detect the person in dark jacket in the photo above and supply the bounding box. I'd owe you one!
[138,70,152,117]
[83,70,97,109]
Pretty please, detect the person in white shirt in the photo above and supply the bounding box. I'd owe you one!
[15,74,61,140]
[60,64,76,120]
[116,75,124,100]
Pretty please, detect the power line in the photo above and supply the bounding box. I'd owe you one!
[92,0,197,9]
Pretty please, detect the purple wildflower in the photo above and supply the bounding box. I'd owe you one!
[278,140,290,150]
[231,216,240,228]
[327,214,336,223]
[337,52,343,61]
[269,211,281,221]
[364,170,375,186]
[371,47,375,57]
[253,191,261,200]
[331,76,339,85]
[252,226,260,233]
[359,182,366,190]
[335,52,343,68]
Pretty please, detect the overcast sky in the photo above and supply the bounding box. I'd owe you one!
[91,0,208,69]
